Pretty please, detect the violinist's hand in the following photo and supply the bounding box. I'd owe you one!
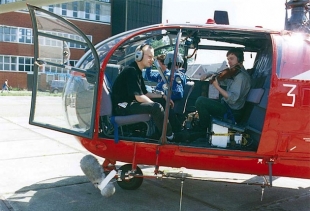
[212,78,220,89]
[212,78,228,99]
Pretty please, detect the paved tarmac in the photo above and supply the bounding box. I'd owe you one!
[0,95,309,211]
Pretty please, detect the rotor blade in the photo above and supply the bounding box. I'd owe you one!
[0,0,76,14]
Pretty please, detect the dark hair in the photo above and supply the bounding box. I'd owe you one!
[226,48,244,63]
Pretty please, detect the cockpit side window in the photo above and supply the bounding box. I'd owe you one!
[274,34,310,80]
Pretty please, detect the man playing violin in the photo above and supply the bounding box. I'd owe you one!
[195,48,251,132]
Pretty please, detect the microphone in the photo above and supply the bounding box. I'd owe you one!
[80,155,116,197]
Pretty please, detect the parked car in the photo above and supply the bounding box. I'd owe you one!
[49,80,65,94]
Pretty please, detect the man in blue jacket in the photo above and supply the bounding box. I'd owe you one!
[155,51,186,101]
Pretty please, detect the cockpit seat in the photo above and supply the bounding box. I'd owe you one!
[99,64,154,142]
[212,88,265,133]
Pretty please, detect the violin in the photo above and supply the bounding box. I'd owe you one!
[209,64,242,84]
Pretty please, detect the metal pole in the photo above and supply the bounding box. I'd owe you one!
[125,0,128,31]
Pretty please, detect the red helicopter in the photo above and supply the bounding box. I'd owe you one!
[27,0,310,195]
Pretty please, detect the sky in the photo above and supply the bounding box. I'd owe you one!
[162,0,287,30]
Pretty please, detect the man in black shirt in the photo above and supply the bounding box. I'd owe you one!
[111,44,175,141]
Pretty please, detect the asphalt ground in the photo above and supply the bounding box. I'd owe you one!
[0,95,309,211]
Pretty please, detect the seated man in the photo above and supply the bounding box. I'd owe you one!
[145,52,187,133]
[155,52,187,132]
[145,52,186,101]
[155,51,187,101]
[195,48,251,132]
[111,43,177,141]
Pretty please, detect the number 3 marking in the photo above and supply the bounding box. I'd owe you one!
[282,84,296,107]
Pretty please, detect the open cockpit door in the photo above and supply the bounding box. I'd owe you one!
[28,4,100,138]
[161,30,182,144]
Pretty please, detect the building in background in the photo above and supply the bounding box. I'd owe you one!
[0,0,111,90]
[0,0,162,90]
[111,0,162,35]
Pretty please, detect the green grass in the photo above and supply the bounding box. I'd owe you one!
[0,90,62,97]
[0,90,32,96]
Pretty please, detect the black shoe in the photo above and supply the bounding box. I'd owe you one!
[100,116,114,135]
[172,130,189,142]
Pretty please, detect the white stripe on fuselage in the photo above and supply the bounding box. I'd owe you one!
[291,70,310,80]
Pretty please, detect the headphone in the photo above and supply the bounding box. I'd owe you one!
[135,43,148,62]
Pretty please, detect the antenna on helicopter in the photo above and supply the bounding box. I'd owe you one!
[285,0,310,33]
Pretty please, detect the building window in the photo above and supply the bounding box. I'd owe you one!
[3,56,10,70]
[48,5,54,12]
[41,31,91,49]
[0,25,92,48]
[18,56,34,72]
[18,28,32,44]
[44,58,65,73]
[69,60,78,67]
[0,55,34,72]
[62,4,67,16]
[0,25,33,44]
[73,2,78,18]
[25,57,33,71]
[95,4,100,21]
[0,26,18,42]
[10,57,16,70]
[3,0,15,3]
[41,1,111,23]
[85,2,90,19]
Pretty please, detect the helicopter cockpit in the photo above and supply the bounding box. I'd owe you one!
[28,4,274,152]
[64,26,273,151]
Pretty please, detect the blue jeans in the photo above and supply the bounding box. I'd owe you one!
[1,86,9,92]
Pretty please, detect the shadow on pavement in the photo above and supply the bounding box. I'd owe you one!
[4,174,310,211]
